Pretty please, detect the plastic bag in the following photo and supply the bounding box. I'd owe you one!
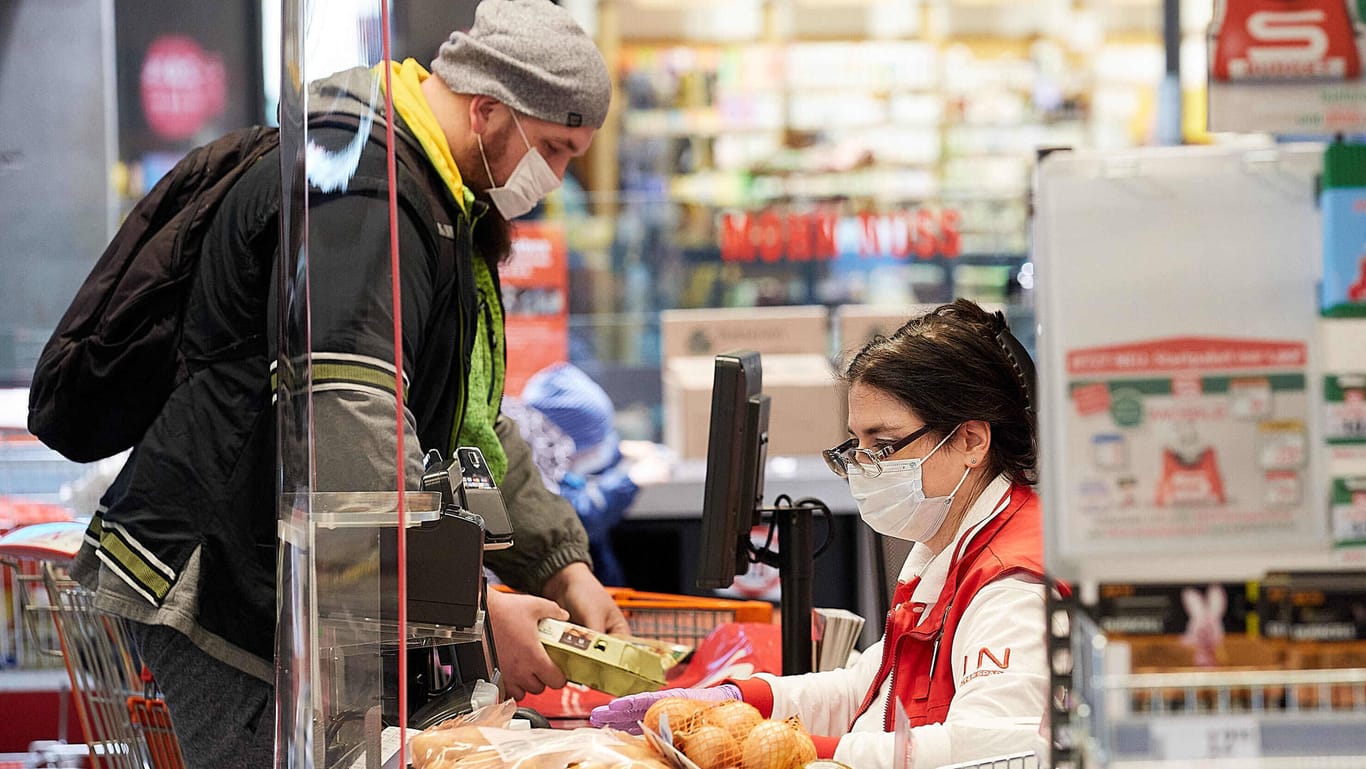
[410,712,668,769]
[520,622,782,718]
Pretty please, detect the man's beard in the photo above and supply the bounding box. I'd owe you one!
[452,125,515,266]
[473,195,513,266]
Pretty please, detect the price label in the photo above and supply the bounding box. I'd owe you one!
[1325,375,1366,443]
[1149,716,1260,760]
[1230,377,1272,419]
[1332,477,1366,544]
[1257,422,1306,470]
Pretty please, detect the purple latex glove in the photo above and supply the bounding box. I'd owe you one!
[590,684,741,734]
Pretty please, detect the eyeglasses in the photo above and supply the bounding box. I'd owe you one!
[822,424,934,478]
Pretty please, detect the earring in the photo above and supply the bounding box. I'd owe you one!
[969,458,978,465]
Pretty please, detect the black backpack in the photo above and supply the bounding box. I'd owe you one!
[28,117,448,462]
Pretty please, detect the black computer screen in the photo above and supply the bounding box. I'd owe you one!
[696,350,771,590]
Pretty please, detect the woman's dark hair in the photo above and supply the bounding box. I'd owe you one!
[840,298,1038,485]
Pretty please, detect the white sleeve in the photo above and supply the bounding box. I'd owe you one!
[760,637,885,737]
[822,578,1047,769]
[904,576,1050,769]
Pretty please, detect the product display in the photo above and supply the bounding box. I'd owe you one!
[601,15,1161,319]
[1260,571,1366,642]
[1321,143,1366,317]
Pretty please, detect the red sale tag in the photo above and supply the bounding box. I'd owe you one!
[1072,382,1112,417]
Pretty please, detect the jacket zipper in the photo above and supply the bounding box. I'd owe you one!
[450,229,473,458]
[480,293,497,405]
[883,634,903,731]
[856,607,899,729]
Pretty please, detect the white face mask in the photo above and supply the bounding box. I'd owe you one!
[847,427,971,542]
[478,109,561,220]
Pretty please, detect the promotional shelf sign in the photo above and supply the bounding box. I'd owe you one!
[1035,145,1326,570]
[1064,338,1310,548]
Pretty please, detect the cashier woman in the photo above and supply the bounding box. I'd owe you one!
[593,299,1054,769]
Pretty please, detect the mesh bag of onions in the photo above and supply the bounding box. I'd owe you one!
[643,698,818,769]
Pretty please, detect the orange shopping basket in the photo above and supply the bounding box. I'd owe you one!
[604,587,773,646]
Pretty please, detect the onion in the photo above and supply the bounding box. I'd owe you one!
[702,701,765,743]
[740,720,806,769]
[643,698,705,738]
[792,732,816,766]
[782,716,817,765]
[677,724,742,769]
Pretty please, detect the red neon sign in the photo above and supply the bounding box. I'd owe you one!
[718,207,962,263]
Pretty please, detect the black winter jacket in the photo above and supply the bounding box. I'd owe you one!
[72,68,591,678]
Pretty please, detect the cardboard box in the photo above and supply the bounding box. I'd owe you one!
[663,353,846,459]
[659,306,829,361]
[537,618,667,696]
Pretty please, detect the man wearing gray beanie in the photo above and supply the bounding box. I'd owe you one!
[424,0,612,221]
[68,2,625,767]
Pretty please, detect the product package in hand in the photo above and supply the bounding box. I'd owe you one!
[409,699,669,769]
[639,698,817,769]
[537,617,692,697]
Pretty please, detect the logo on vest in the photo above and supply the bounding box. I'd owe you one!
[960,646,1011,685]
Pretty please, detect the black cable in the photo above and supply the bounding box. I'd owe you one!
[793,496,835,559]
[749,495,835,563]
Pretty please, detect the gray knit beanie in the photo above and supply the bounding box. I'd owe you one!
[431,0,611,129]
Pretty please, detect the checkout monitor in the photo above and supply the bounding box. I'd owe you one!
[696,350,772,590]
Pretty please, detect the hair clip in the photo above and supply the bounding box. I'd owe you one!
[993,319,1036,415]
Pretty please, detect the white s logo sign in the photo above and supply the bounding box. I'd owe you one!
[1247,10,1330,61]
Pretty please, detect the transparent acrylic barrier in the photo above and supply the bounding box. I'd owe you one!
[278,492,484,768]
[275,3,440,767]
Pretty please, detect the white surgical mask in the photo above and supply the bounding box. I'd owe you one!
[847,427,970,542]
[478,109,561,220]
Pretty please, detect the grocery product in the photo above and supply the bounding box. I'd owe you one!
[640,698,817,769]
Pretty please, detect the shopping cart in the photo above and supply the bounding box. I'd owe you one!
[604,587,773,647]
[0,522,186,769]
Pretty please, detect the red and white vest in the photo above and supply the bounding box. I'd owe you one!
[852,485,1051,730]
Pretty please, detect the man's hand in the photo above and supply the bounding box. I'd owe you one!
[485,588,570,701]
[541,562,631,636]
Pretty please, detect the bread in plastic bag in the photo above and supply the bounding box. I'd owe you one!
[410,702,668,769]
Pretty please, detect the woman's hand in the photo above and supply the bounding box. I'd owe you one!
[589,685,741,733]
[485,588,570,700]
[541,562,631,636]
